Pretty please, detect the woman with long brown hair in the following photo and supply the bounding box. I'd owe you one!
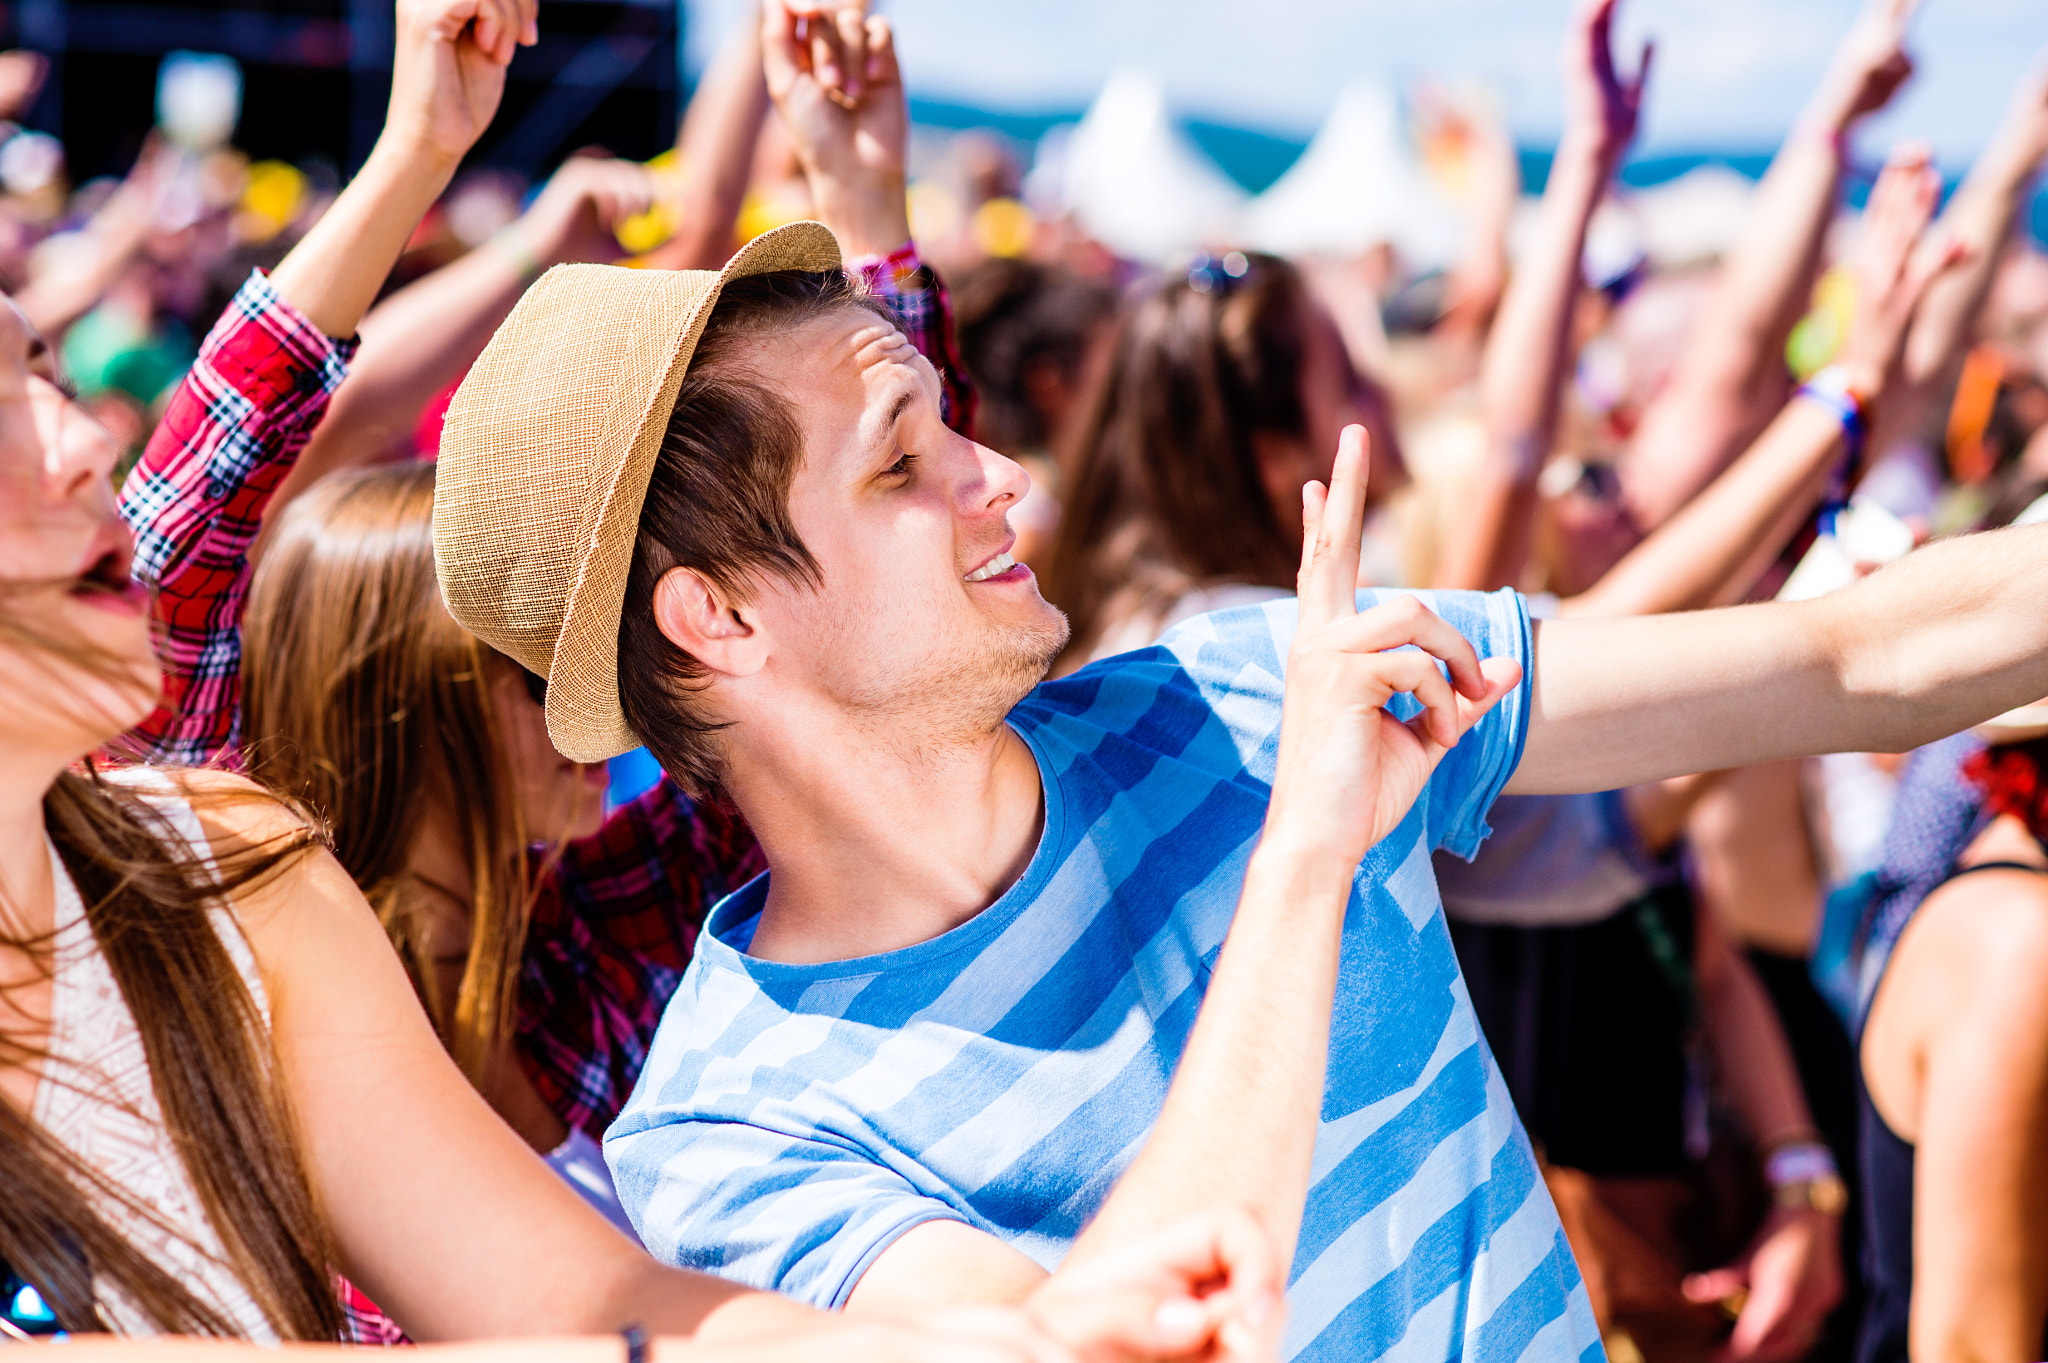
[1042,251,1403,669]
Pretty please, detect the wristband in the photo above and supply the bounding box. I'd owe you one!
[1798,363,1870,498]
[1763,1140,1839,1188]
[490,224,543,283]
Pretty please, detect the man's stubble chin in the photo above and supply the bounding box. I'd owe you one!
[837,598,1071,755]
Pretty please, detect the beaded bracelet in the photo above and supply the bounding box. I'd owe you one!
[1797,364,1871,514]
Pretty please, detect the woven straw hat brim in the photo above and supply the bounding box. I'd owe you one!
[433,220,843,763]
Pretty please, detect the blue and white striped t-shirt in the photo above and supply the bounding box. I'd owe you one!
[607,588,1602,1363]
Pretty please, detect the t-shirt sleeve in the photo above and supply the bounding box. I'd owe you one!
[605,1112,965,1310]
[1152,586,1532,861]
[1405,587,1534,860]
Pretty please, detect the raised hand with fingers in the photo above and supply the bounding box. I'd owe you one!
[1810,0,1918,133]
[384,0,538,166]
[518,155,660,266]
[1834,143,1967,404]
[762,0,910,255]
[1565,0,1651,172]
[1270,427,1523,874]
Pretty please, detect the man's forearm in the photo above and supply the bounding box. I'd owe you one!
[1511,523,2048,794]
[1064,838,1354,1270]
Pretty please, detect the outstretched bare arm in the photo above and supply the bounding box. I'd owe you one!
[1508,521,2048,796]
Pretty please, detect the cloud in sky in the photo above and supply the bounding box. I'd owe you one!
[687,0,2048,164]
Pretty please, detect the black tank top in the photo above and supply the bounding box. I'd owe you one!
[1856,857,2048,1363]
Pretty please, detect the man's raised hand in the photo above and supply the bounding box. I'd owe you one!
[384,0,537,168]
[1266,427,1522,875]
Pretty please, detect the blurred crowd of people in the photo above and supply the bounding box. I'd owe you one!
[4,1,2048,1362]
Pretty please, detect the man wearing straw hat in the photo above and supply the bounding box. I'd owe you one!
[431,194,2048,1360]
[430,22,2048,1363]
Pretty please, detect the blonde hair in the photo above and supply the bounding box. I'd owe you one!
[241,463,538,1083]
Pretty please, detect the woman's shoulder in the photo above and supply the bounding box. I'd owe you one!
[1879,821,2048,1029]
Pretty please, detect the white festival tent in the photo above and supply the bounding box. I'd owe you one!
[1628,163,1756,268]
[1241,80,1465,271]
[1052,69,1247,265]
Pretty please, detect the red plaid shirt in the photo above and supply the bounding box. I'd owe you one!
[120,246,975,1140]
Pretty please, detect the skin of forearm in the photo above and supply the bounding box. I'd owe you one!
[1620,771,1725,855]
[1625,133,1842,529]
[277,240,530,494]
[1884,123,2048,458]
[1512,523,2048,794]
[268,135,461,339]
[1063,839,1356,1271]
[662,16,771,271]
[808,170,911,260]
[1564,399,1846,619]
[15,201,153,340]
[1699,931,1818,1149]
[1437,136,1612,592]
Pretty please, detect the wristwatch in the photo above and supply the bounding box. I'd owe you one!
[1773,1173,1850,1217]
[1765,1139,1849,1216]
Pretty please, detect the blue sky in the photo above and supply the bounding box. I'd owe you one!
[685,0,2048,168]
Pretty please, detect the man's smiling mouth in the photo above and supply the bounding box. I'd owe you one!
[965,551,1017,583]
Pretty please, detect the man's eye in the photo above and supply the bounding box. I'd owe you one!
[885,450,917,478]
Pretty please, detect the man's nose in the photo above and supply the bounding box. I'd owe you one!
[964,441,1029,515]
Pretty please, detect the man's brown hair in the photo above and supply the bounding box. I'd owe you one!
[617,268,894,792]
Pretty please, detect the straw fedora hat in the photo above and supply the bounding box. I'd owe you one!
[433,220,844,763]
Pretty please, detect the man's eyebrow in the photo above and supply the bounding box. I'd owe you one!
[871,388,915,453]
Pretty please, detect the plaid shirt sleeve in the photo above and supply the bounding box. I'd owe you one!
[852,240,978,438]
[518,781,767,1139]
[118,269,356,767]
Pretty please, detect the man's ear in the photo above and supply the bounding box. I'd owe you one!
[652,567,768,679]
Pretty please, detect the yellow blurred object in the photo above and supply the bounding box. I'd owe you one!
[616,148,683,256]
[236,159,305,244]
[972,197,1035,258]
[616,202,675,255]
[907,181,961,248]
[737,185,809,243]
[1785,265,1857,380]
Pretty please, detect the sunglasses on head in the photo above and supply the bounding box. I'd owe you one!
[522,668,547,708]
[1184,250,1254,296]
